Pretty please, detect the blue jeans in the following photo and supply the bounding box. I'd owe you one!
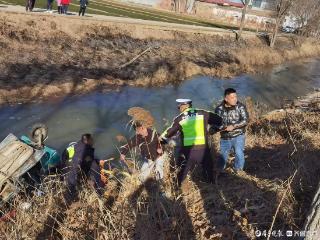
[62,4,69,14]
[47,0,53,10]
[219,134,245,170]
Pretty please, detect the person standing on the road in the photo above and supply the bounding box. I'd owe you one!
[160,99,223,186]
[26,0,36,11]
[46,0,54,13]
[79,0,88,16]
[61,0,71,14]
[215,88,249,174]
[56,0,62,14]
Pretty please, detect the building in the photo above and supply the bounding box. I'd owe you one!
[121,0,276,10]
[251,0,276,10]
[121,0,160,6]
[199,0,244,8]
[200,0,276,10]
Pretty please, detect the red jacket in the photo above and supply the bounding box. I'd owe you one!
[61,0,71,5]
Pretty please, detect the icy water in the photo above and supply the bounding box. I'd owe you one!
[1,58,320,158]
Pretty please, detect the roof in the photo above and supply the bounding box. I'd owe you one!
[199,0,244,8]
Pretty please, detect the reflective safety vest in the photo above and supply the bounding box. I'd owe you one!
[179,108,205,146]
[66,142,77,162]
[161,108,207,147]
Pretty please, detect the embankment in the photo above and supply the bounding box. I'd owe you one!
[1,11,320,105]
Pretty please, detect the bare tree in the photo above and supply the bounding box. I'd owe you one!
[185,0,196,14]
[238,0,250,40]
[270,0,296,48]
[172,0,180,13]
[290,0,320,37]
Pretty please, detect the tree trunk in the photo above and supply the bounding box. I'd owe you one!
[303,182,320,240]
[186,0,195,14]
[270,17,280,48]
[238,0,249,40]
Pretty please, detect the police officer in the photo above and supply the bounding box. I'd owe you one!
[62,134,103,202]
[160,99,223,186]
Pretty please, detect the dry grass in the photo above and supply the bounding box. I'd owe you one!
[234,39,320,68]
[1,12,320,105]
[1,106,319,239]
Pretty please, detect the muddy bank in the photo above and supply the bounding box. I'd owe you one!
[1,12,320,105]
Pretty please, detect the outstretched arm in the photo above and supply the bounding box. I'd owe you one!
[160,119,180,143]
[208,110,224,134]
[119,135,138,159]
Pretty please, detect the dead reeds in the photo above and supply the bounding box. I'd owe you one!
[1,106,319,239]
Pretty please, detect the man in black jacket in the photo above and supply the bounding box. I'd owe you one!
[79,0,88,16]
[62,134,103,202]
[215,88,249,173]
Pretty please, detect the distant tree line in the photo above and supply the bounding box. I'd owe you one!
[239,0,320,47]
[171,0,320,47]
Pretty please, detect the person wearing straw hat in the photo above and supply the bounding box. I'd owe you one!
[119,121,165,182]
[160,99,223,186]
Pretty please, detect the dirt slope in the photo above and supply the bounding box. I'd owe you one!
[1,11,320,105]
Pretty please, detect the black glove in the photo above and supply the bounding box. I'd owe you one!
[208,126,218,135]
[159,137,168,145]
